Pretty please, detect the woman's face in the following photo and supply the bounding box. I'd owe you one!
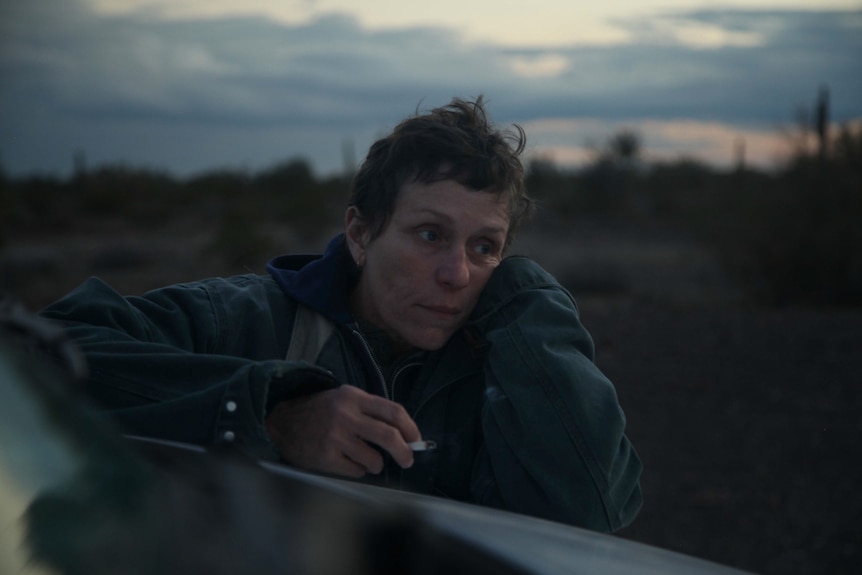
[346,178,510,351]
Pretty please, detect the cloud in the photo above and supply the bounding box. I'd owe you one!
[508,54,570,78]
[506,9,861,121]
[0,1,859,176]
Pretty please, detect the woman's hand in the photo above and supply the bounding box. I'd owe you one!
[265,385,421,478]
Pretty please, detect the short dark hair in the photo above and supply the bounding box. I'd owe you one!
[348,96,533,251]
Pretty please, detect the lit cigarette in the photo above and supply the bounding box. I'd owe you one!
[408,440,437,452]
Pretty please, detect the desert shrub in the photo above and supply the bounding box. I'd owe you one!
[527,158,633,218]
[702,125,862,307]
[577,130,643,216]
[639,160,722,220]
[75,166,179,225]
[577,160,634,215]
[4,175,77,233]
[183,169,252,224]
[526,131,645,219]
[207,205,273,269]
[252,159,346,240]
[185,169,250,201]
[252,158,315,217]
[301,174,351,239]
[523,158,577,223]
[253,158,315,193]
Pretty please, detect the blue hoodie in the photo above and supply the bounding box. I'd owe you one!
[267,234,357,325]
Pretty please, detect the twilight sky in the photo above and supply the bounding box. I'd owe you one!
[1,0,860,177]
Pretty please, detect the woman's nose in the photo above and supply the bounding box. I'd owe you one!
[436,247,470,289]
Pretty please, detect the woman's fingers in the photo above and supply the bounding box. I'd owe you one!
[265,385,423,477]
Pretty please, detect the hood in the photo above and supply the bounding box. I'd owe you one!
[266,234,358,325]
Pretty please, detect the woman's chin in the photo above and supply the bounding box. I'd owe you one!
[404,328,454,352]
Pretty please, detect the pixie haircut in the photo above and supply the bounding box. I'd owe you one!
[347,96,533,252]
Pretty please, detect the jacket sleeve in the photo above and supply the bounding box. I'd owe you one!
[467,257,642,532]
[39,276,338,460]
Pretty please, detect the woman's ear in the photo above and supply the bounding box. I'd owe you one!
[344,206,369,268]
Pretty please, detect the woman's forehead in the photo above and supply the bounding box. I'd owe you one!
[394,178,510,228]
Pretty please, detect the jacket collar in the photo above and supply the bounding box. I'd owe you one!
[468,256,561,325]
[266,234,358,325]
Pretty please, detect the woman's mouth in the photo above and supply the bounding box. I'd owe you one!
[420,304,461,318]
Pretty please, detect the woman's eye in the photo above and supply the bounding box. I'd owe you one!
[419,229,439,242]
[474,242,495,256]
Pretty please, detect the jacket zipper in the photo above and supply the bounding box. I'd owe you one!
[351,327,421,487]
[350,328,389,400]
[391,360,422,406]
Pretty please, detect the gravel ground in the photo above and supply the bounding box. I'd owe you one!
[578,298,862,575]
